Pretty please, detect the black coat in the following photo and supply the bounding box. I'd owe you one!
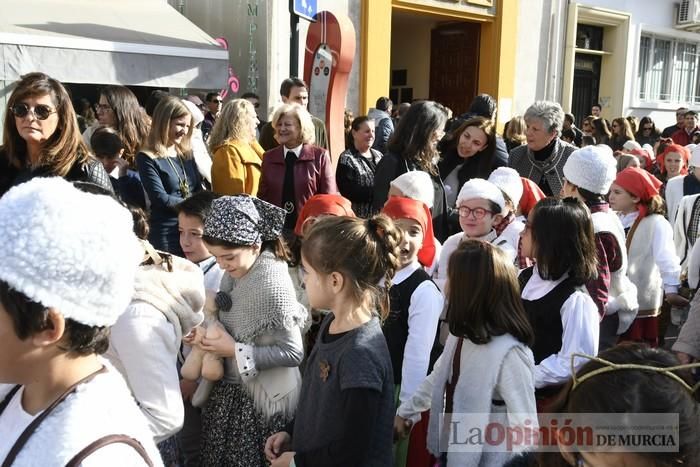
[372,151,450,242]
[0,151,114,198]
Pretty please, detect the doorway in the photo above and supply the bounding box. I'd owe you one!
[571,53,601,126]
[430,22,480,116]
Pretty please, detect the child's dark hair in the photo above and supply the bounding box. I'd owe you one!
[175,191,221,223]
[301,214,402,319]
[575,186,606,204]
[447,240,533,345]
[203,236,291,263]
[90,126,125,159]
[561,128,576,141]
[529,197,598,284]
[538,344,700,466]
[0,281,110,355]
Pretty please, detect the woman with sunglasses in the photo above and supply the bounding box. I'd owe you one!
[0,72,113,197]
[635,116,661,147]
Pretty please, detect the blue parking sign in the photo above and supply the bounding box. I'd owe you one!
[292,0,317,21]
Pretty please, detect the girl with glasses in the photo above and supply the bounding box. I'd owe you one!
[433,178,515,292]
[0,72,113,196]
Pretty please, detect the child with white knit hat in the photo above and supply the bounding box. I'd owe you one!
[388,171,442,275]
[0,177,161,465]
[434,178,515,292]
[562,145,639,351]
[488,167,525,258]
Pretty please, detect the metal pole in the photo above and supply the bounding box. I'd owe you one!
[290,4,299,77]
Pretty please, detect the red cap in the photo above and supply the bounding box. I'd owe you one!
[519,178,546,217]
[294,194,355,236]
[613,167,663,218]
[382,196,436,267]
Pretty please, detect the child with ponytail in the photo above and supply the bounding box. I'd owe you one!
[265,215,399,467]
[609,167,686,346]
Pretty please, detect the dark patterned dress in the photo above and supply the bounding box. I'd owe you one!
[336,148,383,218]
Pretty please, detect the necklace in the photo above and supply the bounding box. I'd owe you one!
[166,154,190,198]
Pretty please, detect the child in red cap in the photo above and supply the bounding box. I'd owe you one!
[609,167,686,346]
[381,196,444,467]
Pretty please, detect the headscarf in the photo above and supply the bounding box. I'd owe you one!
[204,195,285,245]
[293,194,355,236]
[382,196,436,267]
[519,177,546,217]
[657,144,690,176]
[613,167,663,218]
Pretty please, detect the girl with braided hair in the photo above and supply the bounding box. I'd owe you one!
[265,214,400,466]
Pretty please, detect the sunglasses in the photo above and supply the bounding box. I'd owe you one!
[210,99,223,104]
[11,103,57,120]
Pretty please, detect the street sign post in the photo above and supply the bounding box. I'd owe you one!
[292,0,317,22]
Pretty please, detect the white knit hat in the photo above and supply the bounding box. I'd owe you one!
[691,146,700,168]
[390,171,434,208]
[456,178,505,214]
[622,140,642,152]
[562,145,616,195]
[488,167,523,208]
[0,177,142,327]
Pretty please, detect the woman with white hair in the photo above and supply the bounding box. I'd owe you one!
[508,101,577,196]
[258,103,337,235]
[209,98,264,196]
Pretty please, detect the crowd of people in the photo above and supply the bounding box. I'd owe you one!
[0,71,699,467]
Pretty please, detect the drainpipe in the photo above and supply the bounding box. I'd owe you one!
[544,0,568,102]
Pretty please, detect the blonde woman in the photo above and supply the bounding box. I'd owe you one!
[504,115,527,152]
[209,99,264,196]
[258,103,337,234]
[137,96,202,256]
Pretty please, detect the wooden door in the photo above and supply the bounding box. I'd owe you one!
[430,22,480,116]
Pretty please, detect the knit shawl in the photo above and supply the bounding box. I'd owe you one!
[217,250,307,343]
[508,138,576,197]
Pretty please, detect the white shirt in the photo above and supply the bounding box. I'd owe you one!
[0,387,38,461]
[619,211,681,293]
[393,261,445,403]
[105,303,183,442]
[522,267,599,388]
[0,384,152,466]
[284,143,303,159]
[199,256,224,292]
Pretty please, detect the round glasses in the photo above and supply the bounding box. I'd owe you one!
[458,206,493,219]
[11,103,56,121]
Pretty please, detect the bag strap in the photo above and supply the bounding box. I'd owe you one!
[444,337,464,415]
[65,434,154,467]
[625,215,644,253]
[0,386,21,417]
[1,367,106,467]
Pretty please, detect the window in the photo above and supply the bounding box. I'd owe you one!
[638,34,700,104]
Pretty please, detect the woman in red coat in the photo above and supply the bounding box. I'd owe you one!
[258,103,337,233]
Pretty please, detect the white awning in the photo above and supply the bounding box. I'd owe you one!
[0,0,230,88]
